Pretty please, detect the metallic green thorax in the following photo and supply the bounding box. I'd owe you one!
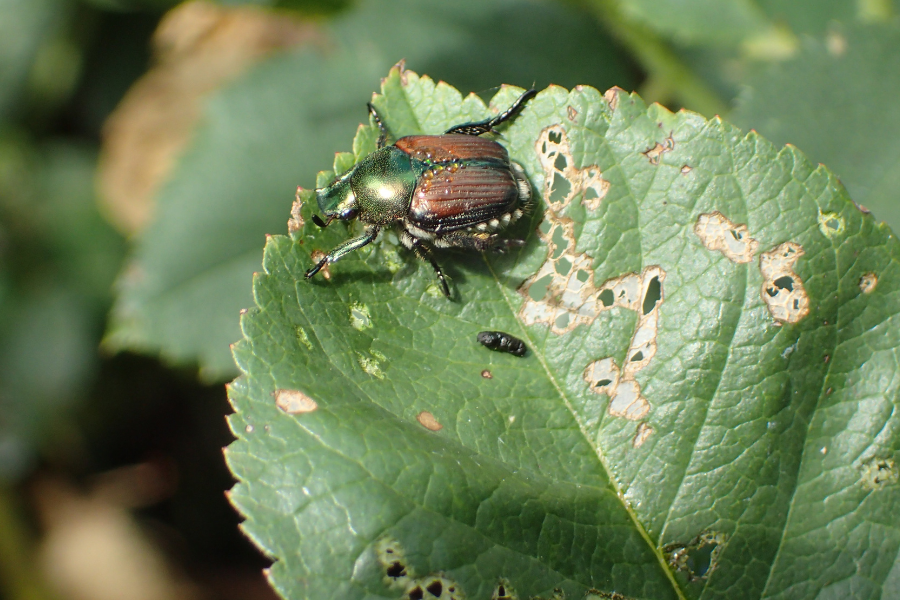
[316,146,423,225]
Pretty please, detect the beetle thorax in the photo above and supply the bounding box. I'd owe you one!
[350,147,417,225]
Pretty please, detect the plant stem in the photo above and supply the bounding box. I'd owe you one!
[583,0,730,117]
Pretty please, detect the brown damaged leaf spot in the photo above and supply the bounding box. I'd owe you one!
[273,389,317,414]
[491,579,516,600]
[566,105,578,122]
[694,211,759,263]
[632,422,654,448]
[416,411,443,431]
[375,537,464,599]
[535,125,609,213]
[98,0,318,235]
[519,219,603,333]
[376,537,413,589]
[481,369,493,379]
[665,533,726,583]
[603,87,622,111]
[519,125,612,333]
[405,576,463,600]
[309,250,331,280]
[288,186,305,233]
[680,165,692,175]
[859,457,898,490]
[665,532,727,582]
[859,272,878,294]
[759,242,810,323]
[579,267,664,423]
[817,209,845,238]
[523,122,665,430]
[641,134,675,165]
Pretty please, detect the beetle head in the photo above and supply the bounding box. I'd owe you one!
[315,168,358,225]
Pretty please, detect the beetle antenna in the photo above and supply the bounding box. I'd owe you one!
[312,214,331,228]
[367,102,389,149]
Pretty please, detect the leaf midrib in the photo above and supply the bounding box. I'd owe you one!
[287,285,628,594]
[485,257,685,599]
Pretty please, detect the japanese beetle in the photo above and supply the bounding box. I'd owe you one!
[305,88,536,298]
[477,330,527,357]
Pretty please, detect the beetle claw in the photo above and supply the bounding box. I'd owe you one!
[305,259,326,279]
[492,239,526,253]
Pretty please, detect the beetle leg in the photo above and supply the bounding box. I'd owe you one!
[402,234,450,298]
[491,238,526,253]
[443,88,536,136]
[367,103,389,149]
[305,226,380,280]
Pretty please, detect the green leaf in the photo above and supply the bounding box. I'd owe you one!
[0,138,125,480]
[733,22,900,235]
[106,0,636,380]
[611,0,876,48]
[615,0,772,46]
[227,66,900,599]
[0,0,64,120]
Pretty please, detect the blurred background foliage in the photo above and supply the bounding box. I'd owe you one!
[0,0,897,598]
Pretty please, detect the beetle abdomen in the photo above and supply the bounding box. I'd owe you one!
[408,163,519,232]
[396,134,509,163]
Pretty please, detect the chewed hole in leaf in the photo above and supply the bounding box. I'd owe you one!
[491,579,516,600]
[528,274,553,301]
[641,134,675,165]
[642,276,661,315]
[860,272,878,294]
[772,275,794,292]
[599,288,614,307]
[357,352,385,379]
[759,242,809,323]
[665,532,727,582]
[349,302,373,330]
[632,422,654,448]
[536,125,609,213]
[554,153,568,171]
[694,211,758,263]
[817,210,845,238]
[376,537,413,588]
[551,226,568,260]
[549,173,572,208]
[405,575,463,600]
[860,457,898,490]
